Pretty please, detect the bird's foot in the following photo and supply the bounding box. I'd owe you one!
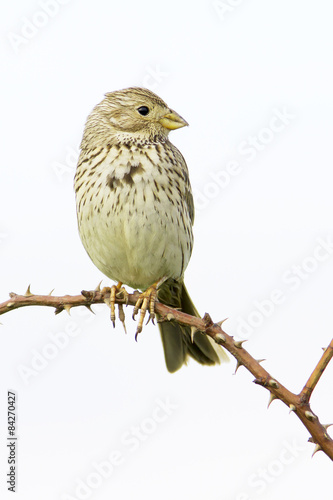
[102,282,129,333]
[132,284,158,340]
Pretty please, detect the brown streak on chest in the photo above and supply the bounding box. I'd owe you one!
[106,163,145,189]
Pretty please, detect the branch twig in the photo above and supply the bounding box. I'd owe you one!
[300,339,333,404]
[1,287,332,460]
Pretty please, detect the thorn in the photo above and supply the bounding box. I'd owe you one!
[267,392,278,408]
[118,303,127,334]
[256,359,266,365]
[215,333,226,344]
[289,404,296,413]
[190,326,197,343]
[253,378,264,385]
[202,313,213,328]
[234,359,244,374]
[48,288,55,296]
[166,313,175,321]
[312,444,322,457]
[268,379,279,389]
[84,304,95,315]
[64,304,71,315]
[25,284,32,296]
[95,281,102,292]
[308,436,314,443]
[7,302,15,308]
[323,424,332,439]
[305,410,317,422]
[216,318,228,327]
[121,322,127,334]
[234,339,247,348]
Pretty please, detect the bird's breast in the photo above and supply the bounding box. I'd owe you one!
[75,142,193,289]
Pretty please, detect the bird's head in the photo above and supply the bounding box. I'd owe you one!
[81,87,188,147]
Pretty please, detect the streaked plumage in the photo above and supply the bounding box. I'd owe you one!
[74,87,225,372]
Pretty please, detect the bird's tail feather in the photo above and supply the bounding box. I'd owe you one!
[157,279,228,373]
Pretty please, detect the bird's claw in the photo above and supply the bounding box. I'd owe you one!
[116,287,129,306]
[133,285,158,340]
[102,284,128,333]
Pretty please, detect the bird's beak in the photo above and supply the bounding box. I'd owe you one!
[159,110,189,130]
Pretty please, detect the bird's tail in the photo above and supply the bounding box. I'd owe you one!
[157,278,228,373]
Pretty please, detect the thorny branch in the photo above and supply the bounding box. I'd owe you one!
[1,286,333,460]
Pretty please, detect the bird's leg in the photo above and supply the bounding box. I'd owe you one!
[102,282,128,332]
[116,285,129,334]
[133,279,164,340]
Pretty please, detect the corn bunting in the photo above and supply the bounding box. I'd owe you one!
[74,87,225,372]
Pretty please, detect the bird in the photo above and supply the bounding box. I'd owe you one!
[74,87,226,372]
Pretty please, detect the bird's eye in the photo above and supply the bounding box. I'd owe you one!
[137,106,149,116]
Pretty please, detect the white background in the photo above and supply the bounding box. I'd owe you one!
[1,1,333,499]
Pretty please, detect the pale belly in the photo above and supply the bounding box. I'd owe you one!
[77,179,191,290]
